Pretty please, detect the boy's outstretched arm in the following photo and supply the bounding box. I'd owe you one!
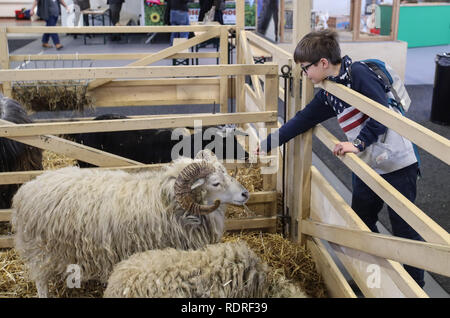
[259,93,335,153]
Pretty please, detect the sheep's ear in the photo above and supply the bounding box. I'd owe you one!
[191,178,205,190]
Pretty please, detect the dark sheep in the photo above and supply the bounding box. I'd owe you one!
[66,114,249,168]
[0,96,43,209]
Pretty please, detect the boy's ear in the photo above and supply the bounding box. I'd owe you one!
[321,58,330,68]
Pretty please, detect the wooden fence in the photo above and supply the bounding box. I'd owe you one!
[0,24,280,249]
[1,11,449,298]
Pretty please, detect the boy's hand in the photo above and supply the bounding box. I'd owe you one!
[333,141,359,156]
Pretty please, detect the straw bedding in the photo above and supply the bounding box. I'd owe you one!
[12,82,94,113]
[0,151,328,298]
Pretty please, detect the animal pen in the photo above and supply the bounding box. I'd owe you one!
[1,0,450,298]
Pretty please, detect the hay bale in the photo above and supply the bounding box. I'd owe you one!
[1,232,328,298]
[42,150,77,170]
[0,249,105,298]
[12,81,94,113]
[222,232,328,298]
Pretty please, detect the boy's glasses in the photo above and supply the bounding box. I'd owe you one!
[301,59,320,74]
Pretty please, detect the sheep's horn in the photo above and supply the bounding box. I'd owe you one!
[174,161,221,215]
[195,149,216,162]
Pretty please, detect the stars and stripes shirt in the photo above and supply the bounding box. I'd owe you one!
[261,55,389,152]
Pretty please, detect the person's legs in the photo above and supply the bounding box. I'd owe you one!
[109,3,122,25]
[42,18,51,44]
[383,163,425,287]
[74,4,81,26]
[109,2,123,40]
[351,173,384,233]
[170,10,189,45]
[47,15,60,45]
[271,0,279,41]
[180,11,190,39]
[257,0,274,35]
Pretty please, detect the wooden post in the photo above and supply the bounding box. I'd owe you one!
[390,0,400,41]
[289,0,314,244]
[263,73,279,232]
[280,0,285,42]
[235,0,246,113]
[293,0,312,46]
[352,0,362,41]
[0,27,11,97]
[219,26,229,113]
[297,73,314,245]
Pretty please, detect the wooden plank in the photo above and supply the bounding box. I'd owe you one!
[0,27,11,97]
[235,31,246,114]
[6,25,227,34]
[0,162,265,185]
[0,64,278,82]
[352,0,362,40]
[302,219,450,277]
[90,83,220,107]
[240,30,263,99]
[88,29,221,90]
[235,0,245,29]
[219,27,229,113]
[294,0,312,43]
[313,124,450,245]
[225,216,277,231]
[0,112,277,137]
[306,237,357,298]
[10,53,219,61]
[246,31,291,60]
[309,166,428,298]
[391,0,400,40]
[244,83,264,114]
[263,73,279,192]
[0,235,14,249]
[247,191,277,204]
[297,71,314,245]
[94,98,218,107]
[0,119,142,167]
[319,80,450,166]
[0,209,12,222]
[98,78,221,87]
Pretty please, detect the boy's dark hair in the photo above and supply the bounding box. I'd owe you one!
[293,29,342,65]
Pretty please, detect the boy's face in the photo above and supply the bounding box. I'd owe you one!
[299,58,328,84]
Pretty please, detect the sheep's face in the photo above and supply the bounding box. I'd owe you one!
[175,150,249,215]
[191,170,249,206]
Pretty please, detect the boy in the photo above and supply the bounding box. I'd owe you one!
[259,30,425,288]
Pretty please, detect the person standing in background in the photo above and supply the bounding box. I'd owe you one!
[73,0,90,27]
[167,0,190,45]
[31,0,70,50]
[107,0,125,41]
[257,0,279,42]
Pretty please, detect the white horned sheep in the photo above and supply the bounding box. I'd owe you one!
[11,150,249,298]
[103,241,308,298]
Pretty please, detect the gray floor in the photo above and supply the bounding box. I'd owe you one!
[6,33,450,297]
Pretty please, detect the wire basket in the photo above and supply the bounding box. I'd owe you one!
[12,59,95,113]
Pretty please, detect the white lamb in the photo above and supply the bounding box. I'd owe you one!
[12,150,249,298]
[104,241,308,298]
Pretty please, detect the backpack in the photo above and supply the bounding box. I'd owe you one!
[349,59,421,174]
[350,59,411,113]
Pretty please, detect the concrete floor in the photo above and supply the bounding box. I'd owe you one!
[4,18,450,297]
